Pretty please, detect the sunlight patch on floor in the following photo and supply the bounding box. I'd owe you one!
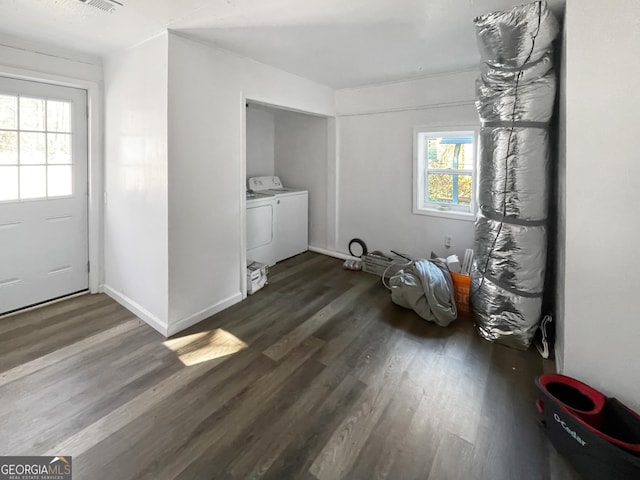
[163,328,248,366]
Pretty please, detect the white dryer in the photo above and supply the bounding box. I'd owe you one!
[246,191,276,266]
[248,176,309,262]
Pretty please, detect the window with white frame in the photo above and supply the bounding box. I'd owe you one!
[414,128,477,217]
[0,94,73,202]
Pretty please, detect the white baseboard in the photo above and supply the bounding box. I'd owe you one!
[101,285,169,337]
[166,292,243,337]
[101,285,243,338]
[308,245,359,261]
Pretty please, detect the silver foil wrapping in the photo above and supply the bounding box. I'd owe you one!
[471,1,559,349]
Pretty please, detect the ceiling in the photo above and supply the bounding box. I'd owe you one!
[0,0,564,88]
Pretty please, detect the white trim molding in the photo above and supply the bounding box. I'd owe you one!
[167,292,242,337]
[102,285,168,337]
[412,125,479,221]
[308,245,359,262]
[0,64,104,294]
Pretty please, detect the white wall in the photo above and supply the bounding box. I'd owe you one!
[274,110,329,249]
[0,33,102,84]
[335,70,478,116]
[103,34,169,332]
[335,72,478,259]
[326,117,338,251]
[562,0,640,410]
[167,32,335,333]
[246,104,275,178]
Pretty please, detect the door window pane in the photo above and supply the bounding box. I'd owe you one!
[0,131,18,165]
[0,90,78,201]
[47,133,71,164]
[0,166,18,201]
[19,165,46,199]
[20,132,46,164]
[0,95,17,129]
[47,100,71,133]
[47,165,72,197]
[19,97,45,131]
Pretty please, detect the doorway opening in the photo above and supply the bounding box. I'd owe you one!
[242,100,331,298]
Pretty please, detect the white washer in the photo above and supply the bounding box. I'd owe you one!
[246,192,276,266]
[248,176,309,262]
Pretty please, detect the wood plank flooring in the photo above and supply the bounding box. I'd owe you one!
[0,252,579,479]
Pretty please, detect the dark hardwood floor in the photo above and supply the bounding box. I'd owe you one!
[0,252,579,479]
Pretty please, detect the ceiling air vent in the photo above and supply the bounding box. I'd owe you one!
[77,0,123,13]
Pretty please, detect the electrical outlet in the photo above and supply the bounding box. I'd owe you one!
[444,235,453,248]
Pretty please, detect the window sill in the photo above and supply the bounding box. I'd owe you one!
[413,207,476,222]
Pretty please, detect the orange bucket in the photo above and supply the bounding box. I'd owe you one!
[450,272,471,316]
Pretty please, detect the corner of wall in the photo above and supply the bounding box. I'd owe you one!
[553,13,567,373]
[166,292,243,337]
[103,31,170,338]
[102,284,169,337]
[327,116,338,251]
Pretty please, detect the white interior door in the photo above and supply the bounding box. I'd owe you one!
[0,76,88,315]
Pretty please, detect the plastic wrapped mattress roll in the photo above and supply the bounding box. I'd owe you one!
[471,1,559,350]
[476,72,557,123]
[478,127,550,220]
[471,267,545,350]
[474,1,559,69]
[474,212,547,293]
